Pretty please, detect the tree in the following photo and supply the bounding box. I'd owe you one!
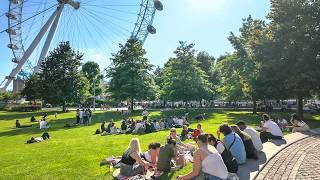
[153,65,163,89]
[107,38,156,110]
[162,41,212,109]
[196,51,216,105]
[267,0,320,119]
[38,41,89,112]
[228,15,272,113]
[21,74,40,103]
[215,54,245,102]
[0,92,19,103]
[196,51,215,74]
[81,61,102,96]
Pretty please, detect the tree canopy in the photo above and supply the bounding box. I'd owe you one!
[107,38,157,110]
[162,42,212,104]
[38,41,89,111]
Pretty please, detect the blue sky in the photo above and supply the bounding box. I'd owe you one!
[0,0,271,88]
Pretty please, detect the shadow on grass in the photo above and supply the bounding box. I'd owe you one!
[0,111,61,121]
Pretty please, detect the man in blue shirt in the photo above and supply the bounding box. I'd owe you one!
[217,124,246,164]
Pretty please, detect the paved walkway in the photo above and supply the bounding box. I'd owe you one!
[237,129,320,180]
[255,135,320,180]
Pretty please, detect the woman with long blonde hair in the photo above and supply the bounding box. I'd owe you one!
[120,138,153,177]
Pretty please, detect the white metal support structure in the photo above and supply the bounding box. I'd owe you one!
[0,0,80,92]
[34,5,64,72]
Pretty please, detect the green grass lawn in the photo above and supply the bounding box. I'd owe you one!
[0,109,319,179]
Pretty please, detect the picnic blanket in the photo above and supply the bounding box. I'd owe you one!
[112,168,156,180]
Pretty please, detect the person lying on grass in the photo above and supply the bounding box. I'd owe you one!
[119,138,154,177]
[26,132,50,144]
[176,134,228,180]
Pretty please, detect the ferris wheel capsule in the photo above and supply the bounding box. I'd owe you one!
[10,0,21,4]
[154,0,163,11]
[11,58,19,63]
[6,12,17,20]
[147,25,156,34]
[8,44,18,50]
[6,28,17,35]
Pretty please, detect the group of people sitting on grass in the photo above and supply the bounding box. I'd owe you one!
[98,115,193,135]
[101,113,311,179]
[15,114,50,130]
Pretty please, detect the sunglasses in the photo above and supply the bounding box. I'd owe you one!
[170,131,176,133]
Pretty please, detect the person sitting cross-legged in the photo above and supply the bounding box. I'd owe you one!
[156,138,178,173]
[177,134,228,180]
[16,120,32,128]
[39,118,50,129]
[260,114,283,143]
[207,134,238,174]
[30,116,37,122]
[231,125,258,160]
[191,124,204,138]
[143,142,161,165]
[217,124,246,164]
[236,121,263,151]
[286,113,310,133]
[120,138,153,177]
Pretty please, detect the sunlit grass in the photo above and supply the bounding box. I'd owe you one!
[0,109,319,179]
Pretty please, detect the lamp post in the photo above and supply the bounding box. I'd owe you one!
[93,78,96,112]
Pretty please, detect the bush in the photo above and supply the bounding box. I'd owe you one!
[6,104,42,112]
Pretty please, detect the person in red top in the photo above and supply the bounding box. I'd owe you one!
[192,124,204,138]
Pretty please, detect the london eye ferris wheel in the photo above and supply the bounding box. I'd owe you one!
[0,0,163,91]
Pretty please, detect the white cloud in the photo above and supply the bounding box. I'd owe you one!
[185,0,226,16]
[80,48,111,71]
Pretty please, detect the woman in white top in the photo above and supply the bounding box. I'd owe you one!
[177,134,228,180]
[288,114,310,132]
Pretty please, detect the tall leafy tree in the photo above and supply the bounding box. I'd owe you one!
[267,0,320,118]
[153,66,163,88]
[228,15,272,113]
[196,51,215,74]
[196,51,216,104]
[215,54,245,102]
[38,41,89,112]
[81,61,102,96]
[107,38,156,110]
[21,74,40,103]
[162,41,212,109]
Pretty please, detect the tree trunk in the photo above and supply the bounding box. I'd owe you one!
[62,101,66,112]
[185,101,188,112]
[297,95,304,120]
[200,100,202,108]
[253,98,257,114]
[130,97,134,111]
